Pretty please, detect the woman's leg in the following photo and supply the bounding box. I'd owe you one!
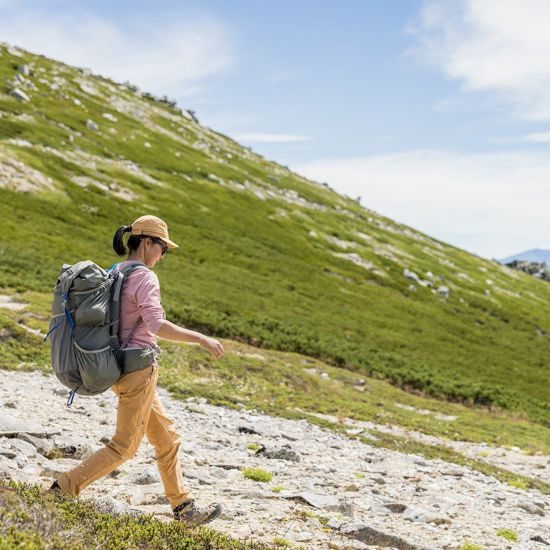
[57,364,158,497]
[146,392,194,509]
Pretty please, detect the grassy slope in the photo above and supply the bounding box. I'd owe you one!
[0,44,549,429]
[0,482,270,549]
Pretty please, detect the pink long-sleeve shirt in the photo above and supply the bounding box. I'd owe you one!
[113,261,166,348]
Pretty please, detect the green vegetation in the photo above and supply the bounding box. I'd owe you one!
[508,478,529,491]
[242,468,273,483]
[0,46,549,428]
[0,45,549,498]
[272,538,292,548]
[247,443,261,451]
[0,482,265,549]
[296,510,328,526]
[270,486,286,493]
[460,544,484,550]
[496,528,518,542]
[44,447,65,460]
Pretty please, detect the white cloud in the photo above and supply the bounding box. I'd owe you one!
[236,133,311,143]
[295,150,550,259]
[521,132,550,143]
[412,0,550,121]
[0,7,235,99]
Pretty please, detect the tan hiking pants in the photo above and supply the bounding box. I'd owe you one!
[57,363,194,509]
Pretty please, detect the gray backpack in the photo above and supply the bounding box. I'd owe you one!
[45,260,161,406]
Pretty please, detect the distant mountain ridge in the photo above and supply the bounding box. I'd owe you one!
[499,249,550,265]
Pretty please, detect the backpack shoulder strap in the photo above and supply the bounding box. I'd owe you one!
[109,261,152,352]
[118,261,150,275]
[111,261,150,303]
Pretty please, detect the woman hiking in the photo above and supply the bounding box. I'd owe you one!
[50,214,224,526]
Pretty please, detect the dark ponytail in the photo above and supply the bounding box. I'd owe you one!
[113,225,132,257]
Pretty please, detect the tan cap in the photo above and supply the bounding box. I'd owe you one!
[129,215,179,248]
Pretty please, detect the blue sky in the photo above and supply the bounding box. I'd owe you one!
[2,0,550,259]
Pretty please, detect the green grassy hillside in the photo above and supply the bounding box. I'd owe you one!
[1,43,549,427]
[0,482,266,549]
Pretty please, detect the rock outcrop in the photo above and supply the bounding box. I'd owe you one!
[506,260,550,282]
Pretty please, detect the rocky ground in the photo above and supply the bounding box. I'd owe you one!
[0,369,548,550]
[300,409,549,485]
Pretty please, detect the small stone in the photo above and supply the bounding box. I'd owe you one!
[17,433,53,455]
[92,495,142,516]
[22,463,42,475]
[129,486,165,506]
[341,522,423,548]
[9,88,30,102]
[369,504,392,516]
[437,286,450,298]
[403,268,420,283]
[402,506,450,524]
[305,517,322,529]
[327,517,345,530]
[295,531,314,542]
[283,491,338,509]
[518,501,545,516]
[441,468,464,477]
[86,119,99,131]
[257,444,300,462]
[385,502,407,513]
[0,450,16,460]
[6,438,38,456]
[236,523,252,536]
[125,467,161,485]
[0,412,57,438]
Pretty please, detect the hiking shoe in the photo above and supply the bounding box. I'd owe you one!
[173,499,222,526]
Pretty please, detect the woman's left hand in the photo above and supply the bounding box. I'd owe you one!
[199,336,224,359]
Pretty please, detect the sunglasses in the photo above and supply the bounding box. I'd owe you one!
[152,237,168,255]
[141,235,168,255]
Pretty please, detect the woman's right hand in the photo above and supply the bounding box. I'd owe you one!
[199,335,224,359]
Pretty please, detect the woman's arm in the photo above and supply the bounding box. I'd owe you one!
[156,319,224,359]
